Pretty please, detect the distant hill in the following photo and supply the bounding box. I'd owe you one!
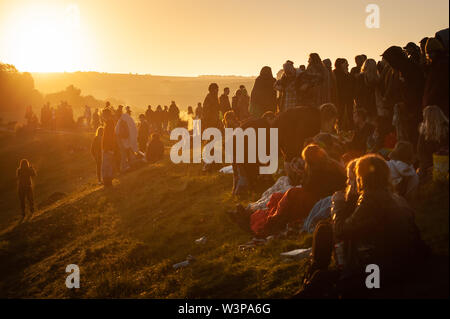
[32,72,256,113]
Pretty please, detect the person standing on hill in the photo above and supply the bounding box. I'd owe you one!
[422,38,449,117]
[137,114,150,153]
[195,102,203,120]
[350,54,367,77]
[145,105,154,131]
[162,106,169,133]
[353,58,380,120]
[381,46,425,146]
[333,58,354,130]
[236,85,250,121]
[275,60,298,111]
[16,159,36,220]
[202,83,221,131]
[250,66,277,118]
[219,87,232,119]
[101,108,117,187]
[168,101,180,130]
[91,127,104,185]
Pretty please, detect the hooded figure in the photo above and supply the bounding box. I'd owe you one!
[202,83,221,130]
[250,66,277,118]
[382,46,425,145]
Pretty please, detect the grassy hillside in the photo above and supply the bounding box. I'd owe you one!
[0,131,448,298]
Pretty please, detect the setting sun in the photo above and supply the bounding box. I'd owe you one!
[3,3,84,72]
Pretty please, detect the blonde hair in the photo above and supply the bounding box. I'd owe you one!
[420,105,449,142]
[361,58,379,84]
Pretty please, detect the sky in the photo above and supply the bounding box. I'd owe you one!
[0,0,448,76]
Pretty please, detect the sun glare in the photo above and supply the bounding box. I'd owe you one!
[5,3,83,72]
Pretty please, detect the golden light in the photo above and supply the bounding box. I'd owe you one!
[5,3,83,72]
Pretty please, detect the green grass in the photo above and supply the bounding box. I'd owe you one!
[0,131,448,298]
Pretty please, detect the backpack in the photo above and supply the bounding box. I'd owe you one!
[118,119,129,139]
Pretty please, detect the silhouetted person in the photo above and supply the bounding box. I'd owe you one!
[403,42,422,65]
[91,127,104,184]
[101,108,117,187]
[195,102,203,119]
[202,83,221,130]
[350,54,367,77]
[162,105,169,132]
[154,105,163,133]
[382,46,425,145]
[422,38,449,117]
[146,133,164,163]
[236,85,250,121]
[297,53,329,107]
[275,60,297,111]
[353,58,379,119]
[219,87,231,118]
[250,66,277,118]
[16,159,36,220]
[168,101,180,130]
[333,58,354,130]
[138,114,150,152]
[145,105,154,130]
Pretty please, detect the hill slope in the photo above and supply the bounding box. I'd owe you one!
[0,131,448,298]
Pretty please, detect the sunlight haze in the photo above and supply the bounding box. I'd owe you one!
[1,0,449,76]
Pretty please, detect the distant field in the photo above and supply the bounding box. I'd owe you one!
[0,131,448,298]
[32,72,256,112]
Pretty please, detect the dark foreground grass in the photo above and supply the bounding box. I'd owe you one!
[0,131,447,298]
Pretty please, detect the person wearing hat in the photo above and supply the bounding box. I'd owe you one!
[422,38,449,117]
[387,141,419,202]
[381,46,425,145]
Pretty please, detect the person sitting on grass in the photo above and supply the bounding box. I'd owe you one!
[295,154,428,299]
[387,141,419,203]
[16,159,36,221]
[229,144,346,238]
[146,133,164,164]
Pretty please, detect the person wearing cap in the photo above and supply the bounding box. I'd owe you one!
[422,38,449,117]
[381,46,425,145]
[387,141,419,202]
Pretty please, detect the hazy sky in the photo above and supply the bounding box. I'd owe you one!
[0,0,448,76]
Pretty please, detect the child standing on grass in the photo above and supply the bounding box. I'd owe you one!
[91,126,104,185]
[16,159,36,220]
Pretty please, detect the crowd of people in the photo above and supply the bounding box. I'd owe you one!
[16,28,448,298]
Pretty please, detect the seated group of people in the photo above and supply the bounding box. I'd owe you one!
[223,100,445,298]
